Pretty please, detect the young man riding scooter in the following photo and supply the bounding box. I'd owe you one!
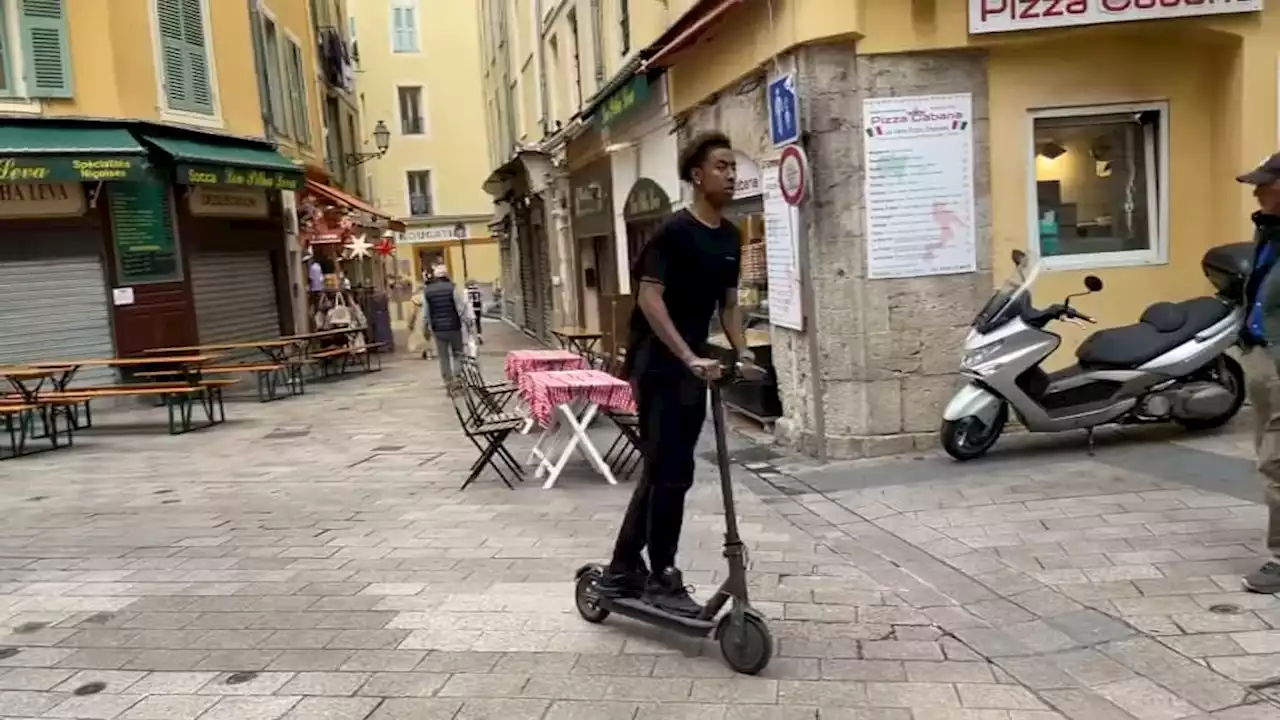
[1237,152,1280,594]
[597,132,757,618]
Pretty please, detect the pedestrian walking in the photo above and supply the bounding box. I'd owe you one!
[467,279,484,345]
[422,266,476,382]
[1236,152,1280,593]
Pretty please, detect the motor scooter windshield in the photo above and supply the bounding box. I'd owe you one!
[971,257,1041,334]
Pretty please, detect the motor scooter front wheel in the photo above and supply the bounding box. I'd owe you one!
[573,566,610,624]
[941,403,1008,461]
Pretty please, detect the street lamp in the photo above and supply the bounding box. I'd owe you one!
[347,120,390,166]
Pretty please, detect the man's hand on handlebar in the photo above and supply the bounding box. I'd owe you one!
[686,357,724,380]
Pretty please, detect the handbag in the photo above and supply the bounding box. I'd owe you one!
[350,298,368,328]
[327,292,353,328]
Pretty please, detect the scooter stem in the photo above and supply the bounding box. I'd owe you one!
[709,382,742,546]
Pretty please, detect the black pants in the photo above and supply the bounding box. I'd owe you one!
[472,306,483,335]
[609,371,707,574]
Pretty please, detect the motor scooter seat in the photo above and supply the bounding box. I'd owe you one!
[1075,297,1231,370]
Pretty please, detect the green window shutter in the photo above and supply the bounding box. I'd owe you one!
[0,1,12,98]
[19,0,73,99]
[157,0,213,115]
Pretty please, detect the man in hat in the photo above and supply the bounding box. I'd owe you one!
[422,265,475,382]
[1236,152,1280,593]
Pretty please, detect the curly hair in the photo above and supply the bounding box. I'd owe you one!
[678,131,733,183]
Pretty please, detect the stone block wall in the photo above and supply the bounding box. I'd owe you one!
[677,46,993,458]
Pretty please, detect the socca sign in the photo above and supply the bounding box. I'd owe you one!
[970,0,1262,33]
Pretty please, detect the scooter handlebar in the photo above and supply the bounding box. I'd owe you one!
[1063,306,1097,324]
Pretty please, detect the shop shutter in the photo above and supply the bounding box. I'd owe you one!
[0,229,115,386]
[190,252,281,359]
[518,231,534,332]
[18,0,73,98]
[536,236,552,341]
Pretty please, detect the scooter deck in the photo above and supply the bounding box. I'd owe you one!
[599,595,716,636]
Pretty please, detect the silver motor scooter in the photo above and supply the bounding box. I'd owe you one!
[940,246,1251,460]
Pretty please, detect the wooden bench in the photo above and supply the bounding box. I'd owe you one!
[136,362,309,403]
[0,399,75,459]
[42,379,238,435]
[311,342,385,378]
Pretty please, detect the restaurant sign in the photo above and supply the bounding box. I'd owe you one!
[0,182,86,218]
[970,0,1262,33]
[598,75,651,127]
[177,164,303,191]
[402,222,470,244]
[0,156,146,183]
[187,186,269,218]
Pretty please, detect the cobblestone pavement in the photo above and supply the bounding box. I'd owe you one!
[0,324,1275,719]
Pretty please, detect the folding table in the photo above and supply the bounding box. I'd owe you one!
[520,369,636,489]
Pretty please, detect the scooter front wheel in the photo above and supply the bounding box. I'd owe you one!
[574,567,610,624]
[941,402,1008,461]
[716,612,772,675]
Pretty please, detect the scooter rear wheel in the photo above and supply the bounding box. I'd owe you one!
[574,568,610,624]
[716,612,772,675]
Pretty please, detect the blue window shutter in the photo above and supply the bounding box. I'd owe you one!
[18,0,72,99]
[0,1,12,98]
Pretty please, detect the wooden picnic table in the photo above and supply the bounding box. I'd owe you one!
[24,354,223,395]
[143,339,302,365]
[550,326,603,357]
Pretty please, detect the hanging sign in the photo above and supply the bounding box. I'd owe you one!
[0,182,85,218]
[862,93,977,279]
[970,0,1261,33]
[187,186,269,218]
[778,145,808,206]
[734,152,763,199]
[762,157,804,331]
[403,222,472,244]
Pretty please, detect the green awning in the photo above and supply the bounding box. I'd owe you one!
[140,134,304,191]
[0,125,148,183]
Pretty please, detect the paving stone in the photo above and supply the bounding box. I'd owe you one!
[278,671,369,696]
[43,692,145,719]
[280,696,381,720]
[365,698,463,719]
[199,695,302,720]
[1094,677,1202,720]
[544,700,644,720]
[118,694,218,719]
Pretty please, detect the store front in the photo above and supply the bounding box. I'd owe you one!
[0,125,138,384]
[482,151,556,342]
[661,0,1276,458]
[569,157,615,334]
[396,220,501,332]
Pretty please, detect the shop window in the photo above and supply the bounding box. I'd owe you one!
[1030,103,1168,270]
[0,0,73,100]
[398,86,425,135]
[406,170,434,217]
[260,12,288,136]
[390,0,419,54]
[286,39,310,145]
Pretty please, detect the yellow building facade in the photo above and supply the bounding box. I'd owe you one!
[351,0,500,330]
[0,0,340,371]
[480,0,1280,460]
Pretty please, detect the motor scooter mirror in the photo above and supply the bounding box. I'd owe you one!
[1084,275,1103,292]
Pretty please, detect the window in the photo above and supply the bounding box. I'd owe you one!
[0,0,72,99]
[285,39,310,144]
[261,14,287,135]
[619,0,630,54]
[391,0,418,53]
[547,35,559,123]
[157,0,213,114]
[407,170,434,216]
[567,7,582,109]
[398,86,424,135]
[1030,103,1168,269]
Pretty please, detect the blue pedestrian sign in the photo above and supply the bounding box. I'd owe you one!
[768,73,799,148]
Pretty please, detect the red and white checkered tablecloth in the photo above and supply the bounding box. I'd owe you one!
[504,349,587,384]
[520,369,636,427]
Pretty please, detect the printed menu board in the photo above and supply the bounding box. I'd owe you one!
[109,180,180,284]
[862,93,977,279]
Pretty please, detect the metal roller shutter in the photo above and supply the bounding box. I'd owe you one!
[191,252,281,356]
[0,230,116,386]
[536,237,552,341]
[517,231,534,332]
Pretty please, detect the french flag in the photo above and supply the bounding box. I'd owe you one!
[952,120,968,130]
[865,126,883,137]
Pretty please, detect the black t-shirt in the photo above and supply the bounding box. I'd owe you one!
[625,209,741,378]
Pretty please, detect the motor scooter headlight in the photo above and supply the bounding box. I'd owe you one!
[961,340,1006,370]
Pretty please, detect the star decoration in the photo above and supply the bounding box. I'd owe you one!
[344,234,372,259]
[374,238,396,257]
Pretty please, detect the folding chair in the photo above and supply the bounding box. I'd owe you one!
[459,356,519,417]
[596,351,643,482]
[448,381,525,490]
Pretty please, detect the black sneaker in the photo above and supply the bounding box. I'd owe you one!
[597,566,647,599]
[643,568,703,618]
[1243,560,1280,594]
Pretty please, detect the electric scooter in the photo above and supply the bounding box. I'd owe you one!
[573,362,773,675]
[941,245,1251,460]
